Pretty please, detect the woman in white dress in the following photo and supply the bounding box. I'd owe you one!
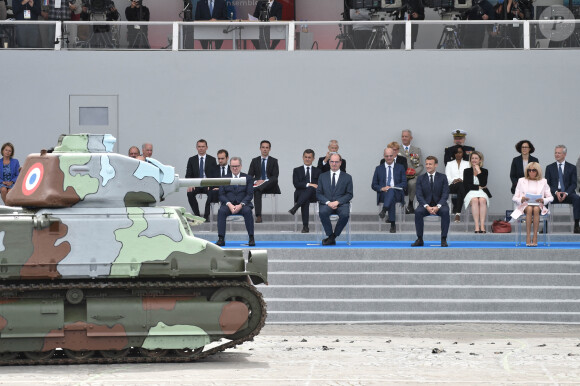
[511,162,553,246]
[445,145,470,222]
[463,151,492,233]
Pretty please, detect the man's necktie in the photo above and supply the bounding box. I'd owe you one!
[261,158,267,180]
[558,163,565,191]
[430,174,434,191]
[306,166,310,183]
[221,166,225,177]
[200,157,205,178]
[332,173,336,190]
[387,165,392,187]
[209,0,214,15]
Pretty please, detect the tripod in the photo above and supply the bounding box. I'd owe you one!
[494,23,517,48]
[366,25,392,49]
[335,24,355,49]
[437,25,462,49]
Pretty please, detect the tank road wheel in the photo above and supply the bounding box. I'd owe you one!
[64,349,96,360]
[24,350,56,360]
[209,287,263,341]
[172,347,204,358]
[100,348,131,359]
[138,348,168,358]
[0,352,18,361]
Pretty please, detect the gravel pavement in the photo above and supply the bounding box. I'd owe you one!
[2,324,580,385]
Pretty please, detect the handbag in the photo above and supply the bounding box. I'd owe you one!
[492,220,511,233]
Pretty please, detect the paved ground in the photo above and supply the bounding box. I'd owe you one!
[3,324,580,385]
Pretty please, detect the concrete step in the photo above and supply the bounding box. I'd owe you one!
[268,260,580,273]
[264,299,580,313]
[263,311,580,324]
[268,272,580,286]
[259,286,580,300]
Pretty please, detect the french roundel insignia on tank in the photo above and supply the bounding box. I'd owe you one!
[22,162,44,196]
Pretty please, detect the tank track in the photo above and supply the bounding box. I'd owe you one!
[0,279,267,366]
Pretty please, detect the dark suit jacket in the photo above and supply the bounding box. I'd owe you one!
[316,171,353,206]
[444,144,475,165]
[195,0,228,20]
[463,167,492,198]
[545,161,578,196]
[248,156,281,193]
[186,154,218,180]
[218,172,254,208]
[510,155,539,193]
[318,157,346,173]
[253,0,283,20]
[371,162,407,205]
[416,172,449,207]
[293,165,321,201]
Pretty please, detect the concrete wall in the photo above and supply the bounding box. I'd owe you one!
[1,49,579,213]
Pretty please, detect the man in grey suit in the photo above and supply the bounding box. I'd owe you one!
[316,153,353,246]
[400,129,424,214]
[545,145,580,233]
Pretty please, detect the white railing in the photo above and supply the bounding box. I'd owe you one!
[1,20,579,51]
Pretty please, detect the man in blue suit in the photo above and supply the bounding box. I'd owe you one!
[372,147,407,233]
[289,149,321,233]
[216,157,255,246]
[545,145,580,233]
[195,0,228,49]
[412,156,450,247]
[316,153,353,245]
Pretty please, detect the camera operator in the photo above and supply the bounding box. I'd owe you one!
[81,0,119,21]
[125,0,149,48]
[462,0,494,49]
[391,0,425,49]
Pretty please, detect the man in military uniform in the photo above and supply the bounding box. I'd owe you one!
[444,130,475,165]
[400,130,424,214]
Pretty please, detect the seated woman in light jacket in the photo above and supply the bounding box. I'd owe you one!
[511,162,553,247]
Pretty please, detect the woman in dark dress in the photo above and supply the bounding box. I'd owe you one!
[510,140,539,194]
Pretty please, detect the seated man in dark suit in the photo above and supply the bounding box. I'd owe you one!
[316,153,353,245]
[208,148,230,204]
[318,139,346,173]
[444,130,475,165]
[252,0,283,49]
[195,0,229,49]
[289,149,321,233]
[247,140,280,223]
[412,155,450,247]
[186,139,217,220]
[544,145,580,233]
[372,147,407,233]
[216,157,255,246]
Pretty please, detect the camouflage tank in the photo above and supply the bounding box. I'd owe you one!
[0,134,267,365]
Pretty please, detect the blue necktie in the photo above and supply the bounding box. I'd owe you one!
[221,166,225,177]
[209,0,214,15]
[430,174,434,191]
[306,166,310,183]
[332,173,336,190]
[387,165,392,187]
[261,158,267,180]
[558,163,566,191]
[200,157,205,178]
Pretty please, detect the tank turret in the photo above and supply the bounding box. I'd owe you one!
[0,134,267,365]
[6,133,246,208]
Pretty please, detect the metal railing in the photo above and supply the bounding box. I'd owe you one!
[1,20,579,51]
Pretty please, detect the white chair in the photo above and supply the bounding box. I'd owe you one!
[377,201,406,232]
[293,202,317,232]
[515,213,550,246]
[549,202,574,233]
[262,193,279,222]
[315,204,352,245]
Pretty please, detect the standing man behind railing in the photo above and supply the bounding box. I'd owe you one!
[251,0,282,50]
[12,0,42,48]
[40,0,73,48]
[125,0,150,48]
[195,0,228,49]
[391,0,424,49]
